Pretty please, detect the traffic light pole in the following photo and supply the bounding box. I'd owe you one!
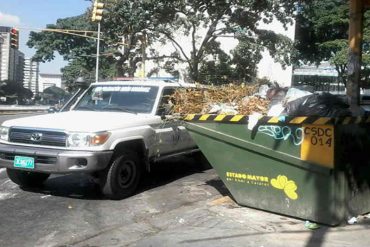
[95,22,101,83]
[91,0,104,82]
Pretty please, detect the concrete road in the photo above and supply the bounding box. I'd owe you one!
[0,159,370,247]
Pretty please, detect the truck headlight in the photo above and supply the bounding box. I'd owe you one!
[67,131,110,147]
[0,126,9,141]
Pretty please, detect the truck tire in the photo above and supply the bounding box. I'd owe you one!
[6,168,50,187]
[100,150,142,200]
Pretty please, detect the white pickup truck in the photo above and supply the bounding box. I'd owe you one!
[0,79,199,199]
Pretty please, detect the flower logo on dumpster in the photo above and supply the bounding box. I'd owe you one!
[270,175,298,200]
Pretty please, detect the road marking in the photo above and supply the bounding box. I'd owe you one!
[0,192,16,200]
[35,231,58,247]
[41,195,52,199]
[0,179,11,187]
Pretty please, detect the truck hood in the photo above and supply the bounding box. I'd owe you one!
[2,111,161,132]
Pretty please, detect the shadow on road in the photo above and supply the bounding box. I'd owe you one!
[205,178,232,197]
[20,156,211,200]
[21,173,102,200]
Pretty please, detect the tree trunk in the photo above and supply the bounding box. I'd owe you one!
[190,56,200,82]
[116,59,125,77]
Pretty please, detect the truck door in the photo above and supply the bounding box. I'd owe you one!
[154,87,194,156]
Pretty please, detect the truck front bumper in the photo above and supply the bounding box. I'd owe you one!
[0,143,113,174]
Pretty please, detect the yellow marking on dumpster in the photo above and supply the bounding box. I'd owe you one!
[312,117,331,125]
[301,124,334,168]
[184,114,195,121]
[289,117,307,124]
[225,172,299,200]
[230,115,244,122]
[214,115,226,121]
[270,175,298,200]
[343,117,352,125]
[199,114,210,121]
[267,117,280,124]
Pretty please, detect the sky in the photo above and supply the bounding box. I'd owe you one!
[0,0,91,74]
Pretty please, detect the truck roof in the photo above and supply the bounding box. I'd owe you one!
[92,79,195,88]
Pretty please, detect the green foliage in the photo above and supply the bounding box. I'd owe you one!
[27,13,96,63]
[198,47,234,85]
[231,40,262,82]
[27,12,99,88]
[152,0,296,82]
[294,0,370,87]
[0,80,33,103]
[27,0,297,85]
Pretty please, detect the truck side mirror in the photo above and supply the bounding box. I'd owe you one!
[161,112,166,120]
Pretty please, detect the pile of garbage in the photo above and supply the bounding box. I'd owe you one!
[171,82,352,117]
[266,86,351,117]
[171,84,270,115]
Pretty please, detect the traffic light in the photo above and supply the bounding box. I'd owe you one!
[91,1,105,22]
[10,28,19,49]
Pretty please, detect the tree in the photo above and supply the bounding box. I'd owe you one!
[0,80,33,104]
[231,39,263,82]
[148,0,296,82]
[102,0,186,77]
[293,0,370,87]
[27,12,116,87]
[28,0,297,84]
[28,14,96,63]
[198,43,234,85]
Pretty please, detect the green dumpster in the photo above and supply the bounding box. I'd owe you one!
[184,114,370,226]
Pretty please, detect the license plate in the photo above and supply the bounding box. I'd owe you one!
[14,156,35,169]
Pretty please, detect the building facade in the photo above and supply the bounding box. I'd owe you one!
[38,73,63,92]
[292,62,343,92]
[23,58,39,94]
[0,26,24,84]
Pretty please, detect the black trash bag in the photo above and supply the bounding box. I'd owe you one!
[283,93,351,117]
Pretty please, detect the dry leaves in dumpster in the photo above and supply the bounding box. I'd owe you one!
[170,84,270,115]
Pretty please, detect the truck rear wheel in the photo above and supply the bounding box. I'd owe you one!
[99,150,142,200]
[6,169,50,187]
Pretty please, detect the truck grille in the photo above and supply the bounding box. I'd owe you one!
[0,152,57,164]
[9,128,67,147]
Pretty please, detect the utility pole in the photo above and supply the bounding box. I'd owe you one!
[142,34,146,78]
[96,22,101,83]
[0,36,3,80]
[91,0,105,83]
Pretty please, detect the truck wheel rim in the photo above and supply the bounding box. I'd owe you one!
[118,160,136,188]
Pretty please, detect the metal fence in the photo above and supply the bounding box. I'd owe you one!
[292,75,345,92]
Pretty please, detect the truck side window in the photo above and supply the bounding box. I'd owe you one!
[156,88,175,116]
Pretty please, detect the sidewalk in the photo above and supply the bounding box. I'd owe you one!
[70,169,370,247]
[0,105,49,114]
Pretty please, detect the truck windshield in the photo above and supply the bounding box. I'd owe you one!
[74,85,159,113]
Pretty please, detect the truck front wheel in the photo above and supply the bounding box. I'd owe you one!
[99,150,142,200]
[6,169,50,187]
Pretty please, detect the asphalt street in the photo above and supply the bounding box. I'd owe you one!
[1,160,370,247]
